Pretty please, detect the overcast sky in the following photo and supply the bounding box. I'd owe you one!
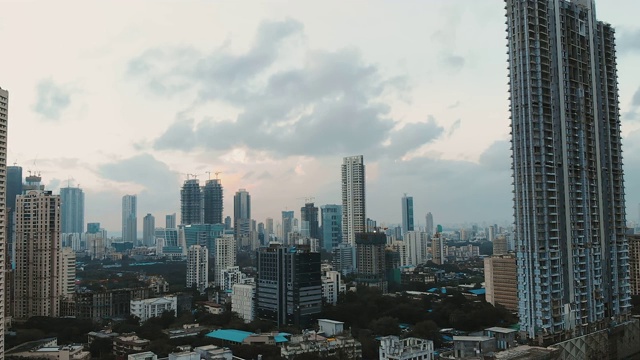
[2,0,640,234]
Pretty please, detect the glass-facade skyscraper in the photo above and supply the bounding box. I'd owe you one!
[321,204,342,252]
[507,0,630,343]
[401,194,414,236]
[60,186,85,234]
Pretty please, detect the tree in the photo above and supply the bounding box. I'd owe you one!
[369,316,400,336]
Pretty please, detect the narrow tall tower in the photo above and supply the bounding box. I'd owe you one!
[233,189,251,240]
[143,213,155,246]
[203,179,223,225]
[0,86,9,358]
[60,185,84,234]
[300,203,319,239]
[122,195,137,243]
[425,212,434,237]
[507,0,630,342]
[401,194,414,235]
[341,155,365,246]
[181,179,202,225]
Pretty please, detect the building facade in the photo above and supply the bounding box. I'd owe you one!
[281,210,294,245]
[143,213,155,247]
[231,283,255,323]
[355,232,387,293]
[484,254,518,312]
[14,189,62,319]
[181,179,203,225]
[233,189,251,240]
[122,195,137,243]
[187,245,209,294]
[60,186,84,236]
[203,179,223,225]
[130,296,178,322]
[341,156,365,246]
[166,213,176,229]
[215,235,236,288]
[300,203,319,239]
[425,212,433,237]
[0,87,8,356]
[507,0,631,342]
[379,336,434,360]
[321,204,342,252]
[629,234,640,296]
[401,195,414,236]
[256,245,322,327]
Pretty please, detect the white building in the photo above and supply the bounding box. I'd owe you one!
[128,352,157,360]
[231,283,255,323]
[168,352,200,360]
[318,319,344,337]
[60,247,76,298]
[405,231,428,266]
[341,155,366,246]
[194,345,233,360]
[186,245,208,294]
[130,295,177,322]
[221,266,246,291]
[391,241,410,267]
[322,270,346,305]
[215,235,236,287]
[379,336,434,360]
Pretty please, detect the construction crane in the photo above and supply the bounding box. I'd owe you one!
[215,171,222,179]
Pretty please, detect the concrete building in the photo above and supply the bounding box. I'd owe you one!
[300,202,319,239]
[166,213,176,229]
[186,245,209,294]
[341,155,365,246]
[484,254,518,312]
[452,336,496,359]
[256,244,322,327]
[318,319,344,337]
[332,243,356,275]
[181,179,203,225]
[180,223,225,256]
[122,195,137,243]
[320,204,342,251]
[6,339,90,360]
[322,270,346,306]
[425,212,433,237]
[280,332,362,360]
[233,189,251,240]
[14,187,63,319]
[484,327,517,351]
[405,231,428,266]
[355,232,387,293]
[130,295,178,322]
[629,234,640,295]
[194,345,233,360]
[202,179,223,225]
[215,235,236,288]
[430,233,446,265]
[60,186,84,235]
[143,213,155,246]
[60,247,76,298]
[492,235,508,256]
[128,352,157,360]
[401,194,414,236]
[113,334,151,356]
[508,0,631,342]
[265,217,274,237]
[0,87,8,357]
[281,210,294,245]
[231,283,255,323]
[220,266,246,292]
[379,336,434,360]
[74,287,150,321]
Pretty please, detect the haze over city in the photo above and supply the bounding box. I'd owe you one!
[3,1,640,232]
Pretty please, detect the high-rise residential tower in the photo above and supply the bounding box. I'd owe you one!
[300,203,319,239]
[281,210,294,244]
[122,195,137,243]
[203,179,223,225]
[60,185,84,234]
[181,179,202,225]
[0,86,9,357]
[187,245,209,294]
[425,212,433,236]
[507,0,630,342]
[341,155,365,246]
[15,187,62,319]
[234,189,251,240]
[143,214,155,246]
[401,194,414,235]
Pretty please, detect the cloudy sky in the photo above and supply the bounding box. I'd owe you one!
[2,0,640,234]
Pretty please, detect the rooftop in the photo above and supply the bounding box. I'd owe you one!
[485,327,517,334]
[206,329,289,344]
[453,335,494,342]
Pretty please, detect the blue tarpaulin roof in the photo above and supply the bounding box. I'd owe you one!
[468,288,486,295]
[206,329,289,343]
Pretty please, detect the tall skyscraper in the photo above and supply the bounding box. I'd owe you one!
[215,235,236,288]
[300,203,319,239]
[425,212,433,236]
[224,216,232,230]
[0,86,8,356]
[234,189,251,240]
[181,179,202,225]
[355,232,387,293]
[341,155,365,246]
[281,210,294,244]
[507,0,630,342]
[187,245,209,294]
[265,218,274,237]
[15,188,62,319]
[401,194,414,235]
[321,205,342,252]
[86,222,101,234]
[203,179,223,225]
[7,165,22,276]
[166,213,176,229]
[143,214,155,246]
[629,235,640,296]
[256,244,322,327]
[60,185,84,234]
[122,195,137,243]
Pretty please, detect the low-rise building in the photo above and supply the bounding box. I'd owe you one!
[168,351,200,360]
[128,351,157,360]
[280,332,361,360]
[199,301,225,315]
[163,323,211,339]
[194,345,233,360]
[232,283,255,323]
[379,336,434,360]
[87,330,119,345]
[452,336,496,359]
[318,319,344,337]
[6,338,90,360]
[130,295,177,322]
[484,327,517,351]
[113,334,151,356]
[322,271,346,305]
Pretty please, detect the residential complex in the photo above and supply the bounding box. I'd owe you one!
[484,254,518,312]
[341,155,365,246]
[507,0,630,342]
[0,86,8,357]
[130,296,178,322]
[355,232,387,293]
[186,245,208,294]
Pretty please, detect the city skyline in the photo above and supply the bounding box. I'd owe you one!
[3,2,640,232]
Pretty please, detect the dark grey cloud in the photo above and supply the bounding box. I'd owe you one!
[447,119,462,137]
[632,87,640,106]
[478,140,510,171]
[386,117,444,157]
[442,54,466,73]
[129,19,439,160]
[32,79,72,120]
